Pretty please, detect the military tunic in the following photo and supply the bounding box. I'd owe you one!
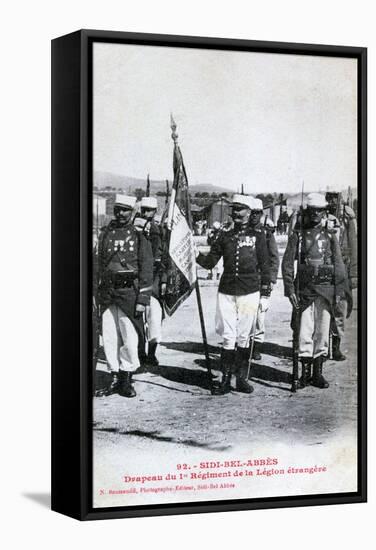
[197,224,271,349]
[197,225,271,295]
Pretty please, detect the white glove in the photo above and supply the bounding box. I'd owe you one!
[259,297,270,313]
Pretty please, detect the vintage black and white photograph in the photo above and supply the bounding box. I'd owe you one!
[91,40,360,508]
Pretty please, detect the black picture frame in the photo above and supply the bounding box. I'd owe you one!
[51,29,367,521]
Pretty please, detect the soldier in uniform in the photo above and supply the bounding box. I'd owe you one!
[136,196,168,366]
[97,195,153,397]
[196,194,271,395]
[248,198,280,360]
[282,193,347,389]
[325,192,357,360]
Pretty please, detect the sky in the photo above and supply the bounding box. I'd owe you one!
[93,43,357,195]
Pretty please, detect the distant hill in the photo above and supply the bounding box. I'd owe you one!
[94,171,233,196]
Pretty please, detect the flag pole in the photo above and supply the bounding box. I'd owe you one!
[169,115,212,381]
[194,278,212,379]
[146,173,151,197]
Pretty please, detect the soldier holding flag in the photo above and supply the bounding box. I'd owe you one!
[196,195,272,395]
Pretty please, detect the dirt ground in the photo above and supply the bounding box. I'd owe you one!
[94,253,358,456]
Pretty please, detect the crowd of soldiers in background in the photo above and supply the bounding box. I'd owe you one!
[193,208,289,236]
[93,189,357,398]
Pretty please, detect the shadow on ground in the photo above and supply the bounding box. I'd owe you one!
[95,364,214,393]
[163,340,292,361]
[149,364,213,390]
[261,341,292,359]
[162,341,221,355]
[94,427,231,451]
[249,363,292,392]
[95,336,295,395]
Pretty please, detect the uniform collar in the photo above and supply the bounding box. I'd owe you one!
[109,219,133,230]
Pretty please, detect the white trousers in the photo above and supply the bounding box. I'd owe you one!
[146,296,163,344]
[299,296,331,358]
[333,298,347,339]
[215,291,260,350]
[102,305,140,373]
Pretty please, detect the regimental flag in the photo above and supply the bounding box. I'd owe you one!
[164,117,197,316]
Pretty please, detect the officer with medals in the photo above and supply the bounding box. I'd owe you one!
[282,193,347,389]
[325,192,357,361]
[248,198,280,360]
[136,196,167,366]
[196,194,271,395]
[97,195,153,397]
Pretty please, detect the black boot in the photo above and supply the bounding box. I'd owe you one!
[96,372,121,397]
[235,347,254,394]
[118,371,137,398]
[298,358,312,388]
[332,336,346,361]
[138,351,149,373]
[211,349,234,395]
[311,356,329,389]
[250,340,262,361]
[147,342,159,366]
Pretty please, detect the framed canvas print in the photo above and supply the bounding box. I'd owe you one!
[51,30,367,520]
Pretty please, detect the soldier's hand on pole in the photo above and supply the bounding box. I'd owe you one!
[160,282,167,296]
[351,276,358,289]
[288,293,300,310]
